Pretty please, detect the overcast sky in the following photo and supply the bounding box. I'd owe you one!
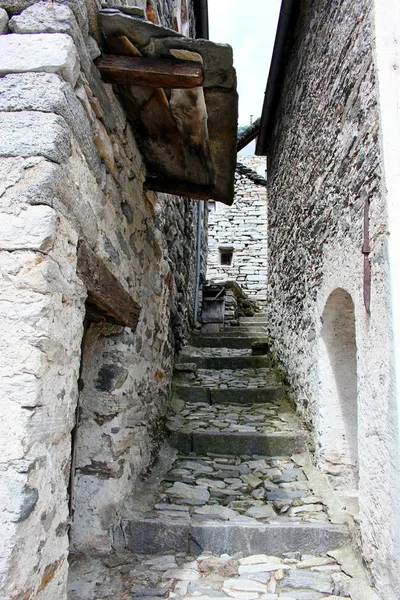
[208,0,281,127]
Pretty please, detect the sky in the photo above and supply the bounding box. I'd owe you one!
[208,0,281,127]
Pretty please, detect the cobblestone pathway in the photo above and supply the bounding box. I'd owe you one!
[68,315,378,600]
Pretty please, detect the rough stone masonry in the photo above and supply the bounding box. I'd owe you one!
[0,1,207,598]
[264,1,400,598]
[207,155,268,306]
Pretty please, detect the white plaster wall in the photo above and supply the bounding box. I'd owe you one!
[371,0,400,594]
[317,288,358,491]
[310,233,399,597]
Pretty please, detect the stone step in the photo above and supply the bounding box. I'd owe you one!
[198,329,268,338]
[120,517,349,557]
[179,353,272,369]
[240,314,268,322]
[173,366,279,387]
[169,429,307,456]
[167,398,305,455]
[172,384,284,404]
[222,326,269,333]
[190,335,270,349]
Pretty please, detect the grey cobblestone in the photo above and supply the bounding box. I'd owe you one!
[68,551,352,599]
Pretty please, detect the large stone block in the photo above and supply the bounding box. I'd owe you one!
[192,431,308,457]
[1,0,89,35]
[189,521,349,556]
[147,37,235,89]
[0,73,101,177]
[9,1,77,34]
[0,32,80,85]
[0,111,70,163]
[0,205,56,251]
[122,517,189,554]
[0,7,8,33]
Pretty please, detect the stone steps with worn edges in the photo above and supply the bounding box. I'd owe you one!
[172,384,285,405]
[221,326,269,333]
[118,450,348,557]
[121,517,349,556]
[190,335,270,349]
[178,353,272,369]
[167,398,306,455]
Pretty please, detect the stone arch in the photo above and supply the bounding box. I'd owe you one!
[317,288,358,494]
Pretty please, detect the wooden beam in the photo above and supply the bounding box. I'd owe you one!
[77,240,141,330]
[145,176,212,200]
[145,175,212,200]
[96,54,204,88]
[237,117,261,152]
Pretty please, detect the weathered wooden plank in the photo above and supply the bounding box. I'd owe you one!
[96,54,204,88]
[145,176,212,200]
[77,240,140,330]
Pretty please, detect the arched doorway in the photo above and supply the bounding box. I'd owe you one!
[317,288,358,498]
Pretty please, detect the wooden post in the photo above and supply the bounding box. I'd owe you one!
[77,240,141,330]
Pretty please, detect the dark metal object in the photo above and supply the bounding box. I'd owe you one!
[194,0,209,40]
[362,197,371,314]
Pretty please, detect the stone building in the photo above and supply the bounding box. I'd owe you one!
[206,156,268,306]
[256,1,400,598]
[0,1,237,598]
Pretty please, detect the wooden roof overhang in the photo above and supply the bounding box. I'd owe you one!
[98,8,238,205]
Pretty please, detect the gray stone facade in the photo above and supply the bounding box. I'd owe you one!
[207,156,267,305]
[0,1,206,598]
[264,1,400,598]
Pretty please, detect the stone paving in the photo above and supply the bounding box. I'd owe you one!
[154,452,330,524]
[181,346,253,358]
[68,550,353,599]
[176,368,277,388]
[167,402,301,436]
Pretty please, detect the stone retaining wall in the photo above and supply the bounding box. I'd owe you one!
[0,1,205,598]
[207,156,267,305]
[265,1,400,597]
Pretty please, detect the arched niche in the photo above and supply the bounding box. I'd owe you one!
[317,288,359,496]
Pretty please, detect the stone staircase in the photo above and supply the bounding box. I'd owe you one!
[68,315,378,600]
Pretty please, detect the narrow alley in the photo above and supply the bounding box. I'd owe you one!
[69,314,376,600]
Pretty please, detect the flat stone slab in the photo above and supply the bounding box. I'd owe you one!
[0,32,79,85]
[122,517,348,556]
[190,335,270,349]
[68,550,364,600]
[178,354,272,369]
[191,431,307,457]
[172,384,284,404]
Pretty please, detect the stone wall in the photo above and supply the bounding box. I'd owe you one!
[265,1,400,597]
[207,156,267,305]
[0,1,206,598]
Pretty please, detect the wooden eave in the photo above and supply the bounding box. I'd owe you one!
[98,8,238,205]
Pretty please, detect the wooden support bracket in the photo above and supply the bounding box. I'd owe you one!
[77,240,141,330]
[96,54,204,88]
[145,175,212,200]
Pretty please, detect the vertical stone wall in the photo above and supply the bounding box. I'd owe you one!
[266,1,400,597]
[207,156,267,305]
[0,1,205,598]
